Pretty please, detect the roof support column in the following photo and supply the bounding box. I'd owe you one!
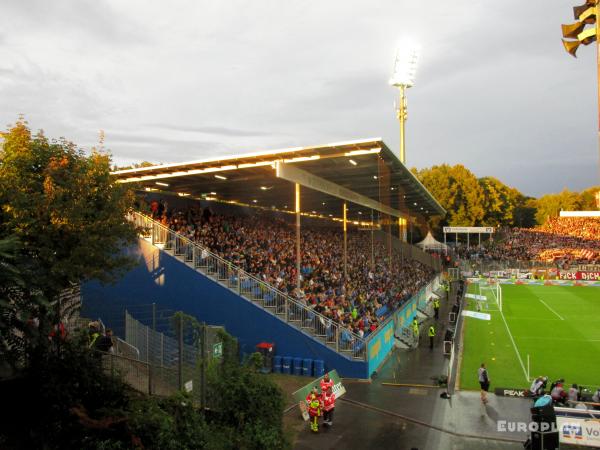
[295,183,301,289]
[370,209,375,271]
[343,202,348,283]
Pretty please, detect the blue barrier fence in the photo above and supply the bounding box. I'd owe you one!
[366,276,440,376]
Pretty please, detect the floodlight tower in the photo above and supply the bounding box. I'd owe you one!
[389,41,420,164]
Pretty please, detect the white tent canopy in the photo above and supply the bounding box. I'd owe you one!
[416,231,448,251]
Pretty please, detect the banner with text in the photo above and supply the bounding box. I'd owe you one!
[443,226,494,234]
[559,271,600,281]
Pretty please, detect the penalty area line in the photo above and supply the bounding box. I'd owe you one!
[538,298,564,321]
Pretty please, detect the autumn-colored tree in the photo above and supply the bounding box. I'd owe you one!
[579,185,600,211]
[534,189,584,225]
[478,176,524,226]
[413,164,486,227]
[0,119,137,364]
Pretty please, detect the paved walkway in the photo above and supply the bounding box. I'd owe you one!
[293,285,532,449]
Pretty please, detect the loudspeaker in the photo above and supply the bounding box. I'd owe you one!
[530,431,558,450]
[530,405,556,424]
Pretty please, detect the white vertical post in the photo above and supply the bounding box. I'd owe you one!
[527,354,530,381]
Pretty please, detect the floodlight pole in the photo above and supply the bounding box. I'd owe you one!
[597,1,600,181]
[397,85,408,164]
[343,202,348,282]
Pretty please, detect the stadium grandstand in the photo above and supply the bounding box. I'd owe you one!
[82,138,446,379]
[454,216,600,268]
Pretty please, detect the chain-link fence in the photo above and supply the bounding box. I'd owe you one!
[122,310,225,403]
[86,307,230,408]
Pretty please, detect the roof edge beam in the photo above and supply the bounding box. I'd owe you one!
[275,161,405,219]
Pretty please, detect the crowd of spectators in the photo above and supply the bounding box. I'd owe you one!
[453,217,600,265]
[146,200,435,338]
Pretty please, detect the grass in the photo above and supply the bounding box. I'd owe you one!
[459,282,600,392]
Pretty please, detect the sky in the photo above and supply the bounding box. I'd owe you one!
[0,0,599,197]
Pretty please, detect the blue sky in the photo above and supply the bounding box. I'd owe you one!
[0,0,598,196]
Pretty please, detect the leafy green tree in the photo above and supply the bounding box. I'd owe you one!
[211,355,287,450]
[413,164,486,227]
[478,177,527,227]
[0,235,27,371]
[579,186,600,211]
[0,119,138,363]
[534,189,583,225]
[513,197,538,228]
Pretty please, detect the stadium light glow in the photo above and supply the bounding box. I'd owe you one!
[390,39,421,164]
[155,181,169,187]
[215,175,227,180]
[344,148,381,157]
[349,159,357,166]
[210,191,216,195]
[389,40,420,88]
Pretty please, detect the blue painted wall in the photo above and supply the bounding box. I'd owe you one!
[82,239,368,379]
[365,284,432,376]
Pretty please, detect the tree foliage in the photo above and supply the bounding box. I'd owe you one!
[413,164,486,226]
[0,119,138,365]
[478,176,523,226]
[534,188,587,225]
[414,163,597,229]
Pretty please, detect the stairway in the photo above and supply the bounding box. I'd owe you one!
[129,212,367,361]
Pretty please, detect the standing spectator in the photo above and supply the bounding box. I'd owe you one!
[322,387,335,427]
[412,318,419,339]
[320,373,333,393]
[95,329,114,354]
[479,363,490,404]
[428,325,436,349]
[433,298,440,320]
[150,199,159,218]
[88,321,101,348]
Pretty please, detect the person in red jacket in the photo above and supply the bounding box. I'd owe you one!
[322,386,335,426]
[320,373,334,393]
[307,393,321,432]
[306,387,320,404]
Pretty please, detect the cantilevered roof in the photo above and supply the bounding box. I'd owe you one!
[112,138,445,221]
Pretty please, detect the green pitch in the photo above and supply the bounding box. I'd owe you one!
[458,282,600,392]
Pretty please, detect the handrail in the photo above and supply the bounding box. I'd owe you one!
[115,336,141,360]
[127,211,368,359]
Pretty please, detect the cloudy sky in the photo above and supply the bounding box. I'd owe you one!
[1,0,598,196]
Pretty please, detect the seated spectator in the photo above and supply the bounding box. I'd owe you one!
[141,203,436,335]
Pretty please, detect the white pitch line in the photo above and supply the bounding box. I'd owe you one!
[538,298,564,321]
[477,283,528,381]
[516,336,600,342]
[499,309,529,382]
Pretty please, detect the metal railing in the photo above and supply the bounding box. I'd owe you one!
[458,258,558,275]
[128,211,368,361]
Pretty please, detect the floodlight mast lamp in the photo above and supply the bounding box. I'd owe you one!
[389,42,420,164]
[561,0,600,181]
